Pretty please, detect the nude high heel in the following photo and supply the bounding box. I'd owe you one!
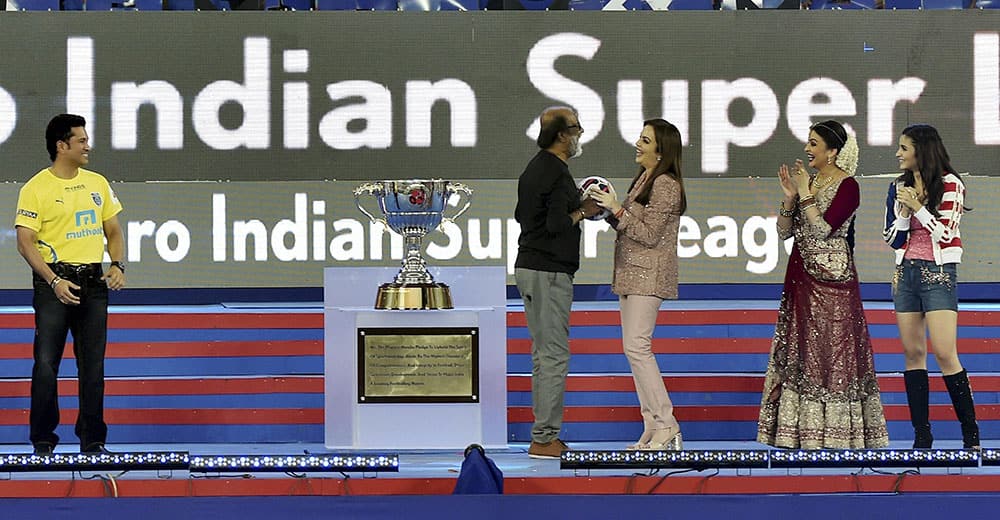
[626,431,653,450]
[640,429,683,451]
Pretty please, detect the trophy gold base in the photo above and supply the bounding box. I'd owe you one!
[375,283,454,310]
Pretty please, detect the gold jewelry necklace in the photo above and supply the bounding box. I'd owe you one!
[811,174,836,191]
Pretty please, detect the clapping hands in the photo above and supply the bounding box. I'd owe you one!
[778,160,810,199]
[896,186,922,215]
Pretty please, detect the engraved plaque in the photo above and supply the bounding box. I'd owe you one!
[358,327,478,403]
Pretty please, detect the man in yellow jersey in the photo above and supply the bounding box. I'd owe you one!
[14,114,127,455]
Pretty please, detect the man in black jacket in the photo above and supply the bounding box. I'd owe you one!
[514,106,600,459]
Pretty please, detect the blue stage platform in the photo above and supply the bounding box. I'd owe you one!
[1,298,998,500]
[1,299,998,445]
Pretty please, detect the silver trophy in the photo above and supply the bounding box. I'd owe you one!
[354,179,473,310]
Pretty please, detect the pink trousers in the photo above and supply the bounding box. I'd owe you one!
[620,294,679,433]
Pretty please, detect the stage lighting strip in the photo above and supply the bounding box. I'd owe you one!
[561,449,982,470]
[188,454,400,473]
[769,449,980,468]
[981,449,1000,466]
[561,450,770,470]
[0,452,190,472]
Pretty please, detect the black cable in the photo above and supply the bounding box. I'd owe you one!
[646,468,702,494]
[694,468,721,494]
[189,473,254,479]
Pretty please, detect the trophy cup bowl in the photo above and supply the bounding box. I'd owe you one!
[354,179,473,310]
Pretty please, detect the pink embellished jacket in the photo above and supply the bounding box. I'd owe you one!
[610,174,682,300]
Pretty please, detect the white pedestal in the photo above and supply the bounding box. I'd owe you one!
[323,266,508,450]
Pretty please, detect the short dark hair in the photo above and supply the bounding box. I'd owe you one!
[536,111,573,149]
[46,114,87,161]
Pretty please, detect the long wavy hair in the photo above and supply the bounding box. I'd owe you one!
[629,118,686,215]
[898,124,965,217]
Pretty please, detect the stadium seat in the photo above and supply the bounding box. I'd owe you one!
[567,0,605,9]
[17,0,60,9]
[265,0,313,8]
[503,0,571,9]
[975,0,1000,6]
[817,0,876,8]
[440,0,480,9]
[398,0,439,9]
[885,0,920,7]
[761,0,799,7]
[314,0,396,7]
[667,0,715,9]
[357,0,397,8]
[64,0,85,9]
[922,0,963,7]
[165,0,230,8]
[398,0,478,8]
[722,0,778,8]
[81,0,163,8]
[315,0,355,7]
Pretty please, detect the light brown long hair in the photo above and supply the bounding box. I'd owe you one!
[629,119,686,215]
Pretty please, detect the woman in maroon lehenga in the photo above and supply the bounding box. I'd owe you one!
[757,120,889,449]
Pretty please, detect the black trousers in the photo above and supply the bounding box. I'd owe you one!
[29,264,109,450]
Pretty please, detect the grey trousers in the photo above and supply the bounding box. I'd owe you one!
[620,294,679,433]
[515,267,573,443]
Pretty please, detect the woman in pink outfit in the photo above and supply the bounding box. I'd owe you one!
[883,124,978,450]
[590,118,686,451]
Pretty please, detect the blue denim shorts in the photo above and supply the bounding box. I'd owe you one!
[892,259,958,313]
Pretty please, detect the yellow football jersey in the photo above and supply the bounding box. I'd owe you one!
[14,168,123,264]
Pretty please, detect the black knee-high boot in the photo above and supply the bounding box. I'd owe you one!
[904,369,933,449]
[943,369,980,449]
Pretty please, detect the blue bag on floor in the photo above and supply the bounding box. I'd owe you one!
[453,444,504,494]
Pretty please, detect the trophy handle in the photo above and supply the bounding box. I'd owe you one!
[442,182,473,225]
[354,182,388,229]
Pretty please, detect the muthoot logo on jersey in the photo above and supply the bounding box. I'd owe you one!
[67,210,103,240]
[66,227,104,240]
[74,210,98,226]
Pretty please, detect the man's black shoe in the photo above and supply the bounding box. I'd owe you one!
[32,443,54,456]
[81,443,113,455]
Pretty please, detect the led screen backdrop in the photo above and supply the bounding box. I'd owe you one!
[0,12,997,182]
[2,177,998,289]
[0,12,998,289]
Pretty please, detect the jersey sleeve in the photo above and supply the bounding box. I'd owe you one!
[14,184,42,232]
[101,181,123,221]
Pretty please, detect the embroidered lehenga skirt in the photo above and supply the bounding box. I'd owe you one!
[757,246,889,449]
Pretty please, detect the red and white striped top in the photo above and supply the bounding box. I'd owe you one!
[884,172,964,265]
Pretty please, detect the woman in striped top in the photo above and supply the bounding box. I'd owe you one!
[883,124,979,450]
